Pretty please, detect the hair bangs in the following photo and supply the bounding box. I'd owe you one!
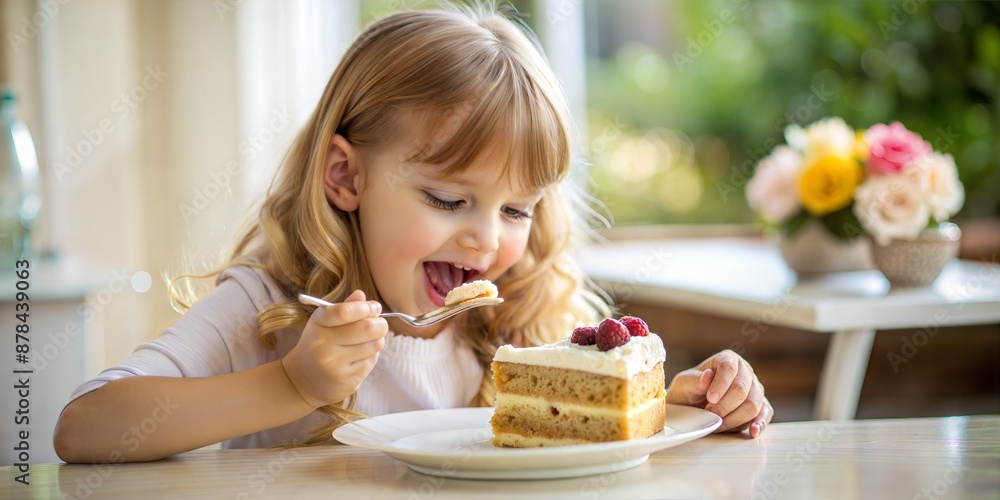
[405,54,569,195]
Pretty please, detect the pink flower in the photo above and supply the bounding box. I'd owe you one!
[863,122,931,175]
[746,146,802,223]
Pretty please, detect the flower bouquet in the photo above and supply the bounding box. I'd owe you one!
[746,117,964,282]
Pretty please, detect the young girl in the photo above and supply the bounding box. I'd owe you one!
[54,3,772,463]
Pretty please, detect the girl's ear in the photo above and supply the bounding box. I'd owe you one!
[324,134,360,212]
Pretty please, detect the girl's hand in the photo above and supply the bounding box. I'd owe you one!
[665,349,773,438]
[281,290,388,409]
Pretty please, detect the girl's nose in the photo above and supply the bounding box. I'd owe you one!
[457,214,500,253]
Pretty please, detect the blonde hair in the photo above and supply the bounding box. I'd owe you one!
[172,2,610,445]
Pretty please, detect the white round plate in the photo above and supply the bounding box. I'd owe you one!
[332,404,721,480]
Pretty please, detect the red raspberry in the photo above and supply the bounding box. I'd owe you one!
[621,316,650,337]
[571,326,598,345]
[596,318,630,351]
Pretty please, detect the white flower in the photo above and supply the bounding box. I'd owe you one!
[784,124,809,153]
[853,168,930,246]
[784,117,856,159]
[746,146,802,223]
[912,152,964,222]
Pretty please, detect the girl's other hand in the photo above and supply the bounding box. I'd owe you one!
[281,290,388,409]
[665,349,773,438]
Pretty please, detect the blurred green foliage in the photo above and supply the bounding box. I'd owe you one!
[580,0,998,225]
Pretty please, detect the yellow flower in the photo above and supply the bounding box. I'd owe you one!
[854,130,869,161]
[797,155,863,216]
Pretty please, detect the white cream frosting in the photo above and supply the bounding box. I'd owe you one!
[493,334,666,379]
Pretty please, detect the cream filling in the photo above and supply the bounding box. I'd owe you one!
[493,335,665,379]
[494,392,663,419]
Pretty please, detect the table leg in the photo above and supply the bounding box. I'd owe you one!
[813,328,876,420]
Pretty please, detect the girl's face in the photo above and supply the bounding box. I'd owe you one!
[356,138,543,338]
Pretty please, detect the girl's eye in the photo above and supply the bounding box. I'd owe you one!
[423,191,464,212]
[502,206,532,221]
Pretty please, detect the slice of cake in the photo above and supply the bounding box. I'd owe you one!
[490,317,666,447]
[445,279,498,306]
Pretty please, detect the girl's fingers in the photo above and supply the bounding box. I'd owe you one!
[327,317,389,346]
[310,290,382,328]
[748,400,774,438]
[349,349,382,371]
[683,349,773,438]
[339,337,387,365]
[717,378,765,432]
[703,350,740,405]
[708,358,755,417]
[666,368,714,406]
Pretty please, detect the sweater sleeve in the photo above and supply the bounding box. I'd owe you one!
[64,265,285,406]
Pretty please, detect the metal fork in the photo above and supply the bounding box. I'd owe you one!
[297,294,503,327]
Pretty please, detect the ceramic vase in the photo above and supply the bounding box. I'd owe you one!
[871,222,961,288]
[776,221,872,275]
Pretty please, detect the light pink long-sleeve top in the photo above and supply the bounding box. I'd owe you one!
[66,265,484,448]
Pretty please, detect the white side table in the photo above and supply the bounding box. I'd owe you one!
[577,238,1000,420]
[0,258,103,465]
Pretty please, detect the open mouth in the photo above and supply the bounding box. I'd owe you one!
[423,261,481,307]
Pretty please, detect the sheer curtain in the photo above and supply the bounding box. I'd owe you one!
[2,0,356,366]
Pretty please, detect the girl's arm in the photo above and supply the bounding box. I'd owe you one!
[54,290,387,463]
[53,360,312,463]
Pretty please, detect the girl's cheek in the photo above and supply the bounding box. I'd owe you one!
[413,210,448,241]
[495,228,530,273]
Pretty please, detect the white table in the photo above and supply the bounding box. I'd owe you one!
[576,238,1000,420]
[4,416,998,498]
